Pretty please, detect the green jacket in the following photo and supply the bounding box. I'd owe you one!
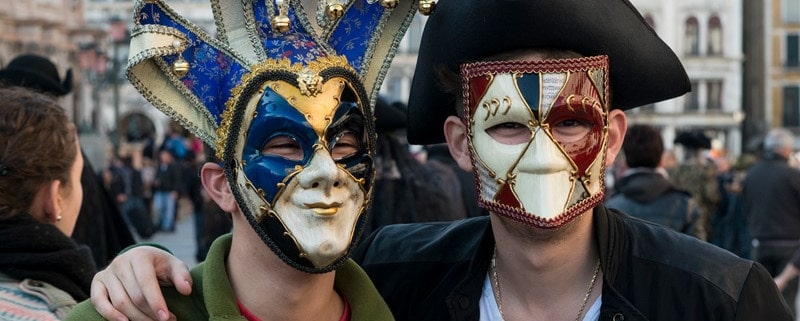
[67,234,394,321]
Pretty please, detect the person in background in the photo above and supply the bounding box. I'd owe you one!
[77,0,793,320]
[743,127,800,316]
[606,124,706,240]
[66,0,418,320]
[0,53,135,267]
[0,87,96,320]
[111,156,155,239]
[669,130,720,240]
[425,143,487,218]
[152,149,181,232]
[367,97,466,234]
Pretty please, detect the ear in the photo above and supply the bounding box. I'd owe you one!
[201,163,238,213]
[605,109,628,166]
[443,115,473,171]
[41,180,62,224]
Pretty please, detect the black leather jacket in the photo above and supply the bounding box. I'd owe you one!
[353,206,791,321]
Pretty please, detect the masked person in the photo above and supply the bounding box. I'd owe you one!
[66,0,418,320]
[81,0,793,320]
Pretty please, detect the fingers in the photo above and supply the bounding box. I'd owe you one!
[132,257,173,321]
[165,258,192,296]
[90,272,127,321]
[90,246,191,321]
[91,269,155,321]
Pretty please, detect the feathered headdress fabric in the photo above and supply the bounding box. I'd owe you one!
[127,0,418,151]
[126,0,419,273]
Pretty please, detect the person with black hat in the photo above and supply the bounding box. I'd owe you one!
[66,0,418,320]
[78,0,791,320]
[0,53,136,268]
[368,96,467,234]
[668,130,721,240]
[357,0,788,318]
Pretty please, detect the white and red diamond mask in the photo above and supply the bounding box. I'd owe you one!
[461,56,610,229]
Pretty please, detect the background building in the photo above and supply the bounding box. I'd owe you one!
[744,0,800,151]
[4,0,797,164]
[629,0,745,157]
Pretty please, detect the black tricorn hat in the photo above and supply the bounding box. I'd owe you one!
[674,131,712,150]
[407,0,691,144]
[0,54,73,96]
[375,97,408,132]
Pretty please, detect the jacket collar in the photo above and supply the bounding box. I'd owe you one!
[450,208,650,320]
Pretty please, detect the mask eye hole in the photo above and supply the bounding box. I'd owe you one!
[331,132,360,160]
[486,122,530,145]
[551,119,593,143]
[262,136,304,161]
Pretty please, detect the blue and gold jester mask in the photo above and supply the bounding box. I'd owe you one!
[125,0,420,273]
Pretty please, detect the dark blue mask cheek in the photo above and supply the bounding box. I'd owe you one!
[242,88,317,201]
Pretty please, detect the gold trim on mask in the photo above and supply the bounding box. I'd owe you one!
[216,56,357,159]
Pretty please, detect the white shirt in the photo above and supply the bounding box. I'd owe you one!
[479,273,601,321]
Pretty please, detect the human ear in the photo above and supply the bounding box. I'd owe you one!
[443,115,473,171]
[605,109,628,166]
[200,163,238,213]
[41,180,62,224]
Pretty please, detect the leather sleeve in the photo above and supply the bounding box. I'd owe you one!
[734,262,793,321]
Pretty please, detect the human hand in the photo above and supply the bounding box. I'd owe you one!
[90,246,193,321]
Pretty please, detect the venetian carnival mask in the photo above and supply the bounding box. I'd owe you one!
[461,56,610,229]
[227,59,374,270]
[125,0,418,273]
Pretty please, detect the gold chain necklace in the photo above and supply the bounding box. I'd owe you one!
[490,247,601,321]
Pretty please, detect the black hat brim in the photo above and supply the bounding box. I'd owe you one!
[0,68,71,96]
[407,0,691,144]
[375,98,407,132]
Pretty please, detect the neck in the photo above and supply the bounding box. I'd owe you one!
[490,211,602,321]
[227,218,343,321]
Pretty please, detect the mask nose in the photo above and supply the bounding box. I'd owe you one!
[516,129,572,174]
[297,146,343,192]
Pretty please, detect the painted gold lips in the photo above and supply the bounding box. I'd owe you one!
[305,202,343,216]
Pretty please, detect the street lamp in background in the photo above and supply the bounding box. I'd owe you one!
[108,17,129,156]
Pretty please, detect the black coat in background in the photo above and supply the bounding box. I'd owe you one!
[70,150,135,268]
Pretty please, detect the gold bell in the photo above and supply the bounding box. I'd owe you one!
[418,0,436,15]
[171,39,189,77]
[271,15,291,33]
[381,0,398,9]
[172,57,189,77]
[326,2,345,20]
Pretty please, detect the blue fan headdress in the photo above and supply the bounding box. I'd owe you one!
[126,0,423,273]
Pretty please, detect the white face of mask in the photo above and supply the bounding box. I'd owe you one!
[461,56,610,229]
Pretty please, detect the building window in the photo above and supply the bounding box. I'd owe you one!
[785,0,800,23]
[784,86,800,127]
[685,80,700,111]
[707,80,723,111]
[707,16,723,56]
[685,17,700,56]
[788,34,800,68]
